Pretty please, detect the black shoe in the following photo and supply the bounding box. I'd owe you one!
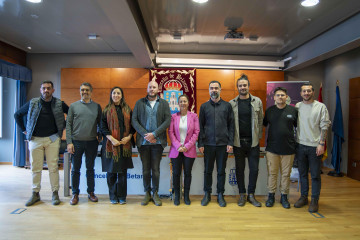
[280,194,290,209]
[153,191,162,206]
[174,189,180,206]
[294,195,308,208]
[238,194,246,206]
[184,190,191,205]
[25,192,40,207]
[201,192,211,206]
[217,193,226,207]
[265,193,275,207]
[247,194,262,207]
[308,198,319,213]
[141,191,151,206]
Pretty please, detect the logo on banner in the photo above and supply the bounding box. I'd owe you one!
[163,80,183,114]
[228,168,237,186]
[150,68,196,113]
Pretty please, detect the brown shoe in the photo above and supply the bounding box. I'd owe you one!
[308,198,319,213]
[88,192,98,202]
[70,194,79,205]
[294,195,308,208]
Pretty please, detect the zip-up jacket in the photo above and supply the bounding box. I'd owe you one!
[229,94,263,148]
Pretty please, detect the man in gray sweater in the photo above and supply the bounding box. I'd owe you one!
[66,82,102,205]
[294,82,331,213]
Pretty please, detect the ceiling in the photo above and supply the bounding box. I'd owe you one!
[0,0,359,69]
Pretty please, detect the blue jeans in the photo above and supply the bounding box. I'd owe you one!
[296,144,322,199]
[233,144,260,194]
[71,140,98,195]
[138,145,164,192]
[203,145,228,194]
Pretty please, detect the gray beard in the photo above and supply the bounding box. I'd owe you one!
[210,92,219,99]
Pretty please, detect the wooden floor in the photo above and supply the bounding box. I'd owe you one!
[1,165,360,240]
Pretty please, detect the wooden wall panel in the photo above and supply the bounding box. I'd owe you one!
[0,40,27,66]
[349,99,360,118]
[61,68,284,148]
[123,88,148,109]
[196,69,235,89]
[61,68,111,89]
[110,68,148,88]
[348,119,360,140]
[348,77,360,181]
[348,139,360,161]
[61,88,109,109]
[235,70,284,90]
[349,77,360,98]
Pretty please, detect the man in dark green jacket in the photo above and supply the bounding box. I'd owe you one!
[132,81,171,206]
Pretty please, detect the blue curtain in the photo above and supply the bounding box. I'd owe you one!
[13,81,27,166]
[0,59,32,82]
[0,58,32,166]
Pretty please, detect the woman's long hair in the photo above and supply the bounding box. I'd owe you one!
[103,86,131,113]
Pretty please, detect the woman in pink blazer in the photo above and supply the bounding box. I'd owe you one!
[168,94,200,206]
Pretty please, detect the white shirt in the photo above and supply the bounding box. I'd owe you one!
[179,115,188,145]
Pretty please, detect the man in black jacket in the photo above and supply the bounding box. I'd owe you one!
[198,80,234,207]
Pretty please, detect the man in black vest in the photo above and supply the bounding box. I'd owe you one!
[14,81,69,206]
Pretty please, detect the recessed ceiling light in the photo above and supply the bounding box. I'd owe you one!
[88,34,98,40]
[192,0,208,3]
[27,46,32,50]
[26,0,42,3]
[301,0,319,7]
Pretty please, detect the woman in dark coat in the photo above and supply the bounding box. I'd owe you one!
[101,86,135,204]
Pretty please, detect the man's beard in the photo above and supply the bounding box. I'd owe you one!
[302,95,313,101]
[239,89,248,96]
[210,92,219,99]
[148,93,157,98]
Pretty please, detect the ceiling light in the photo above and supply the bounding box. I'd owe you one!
[301,0,319,7]
[88,34,98,40]
[27,46,32,50]
[26,0,42,3]
[192,0,208,3]
[156,57,284,70]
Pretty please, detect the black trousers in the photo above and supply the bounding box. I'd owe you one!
[171,152,195,192]
[203,145,228,194]
[233,144,260,194]
[107,172,127,201]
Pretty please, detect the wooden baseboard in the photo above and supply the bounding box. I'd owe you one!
[0,162,12,165]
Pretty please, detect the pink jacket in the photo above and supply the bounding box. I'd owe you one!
[168,111,200,158]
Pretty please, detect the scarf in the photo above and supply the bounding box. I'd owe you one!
[105,104,131,161]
